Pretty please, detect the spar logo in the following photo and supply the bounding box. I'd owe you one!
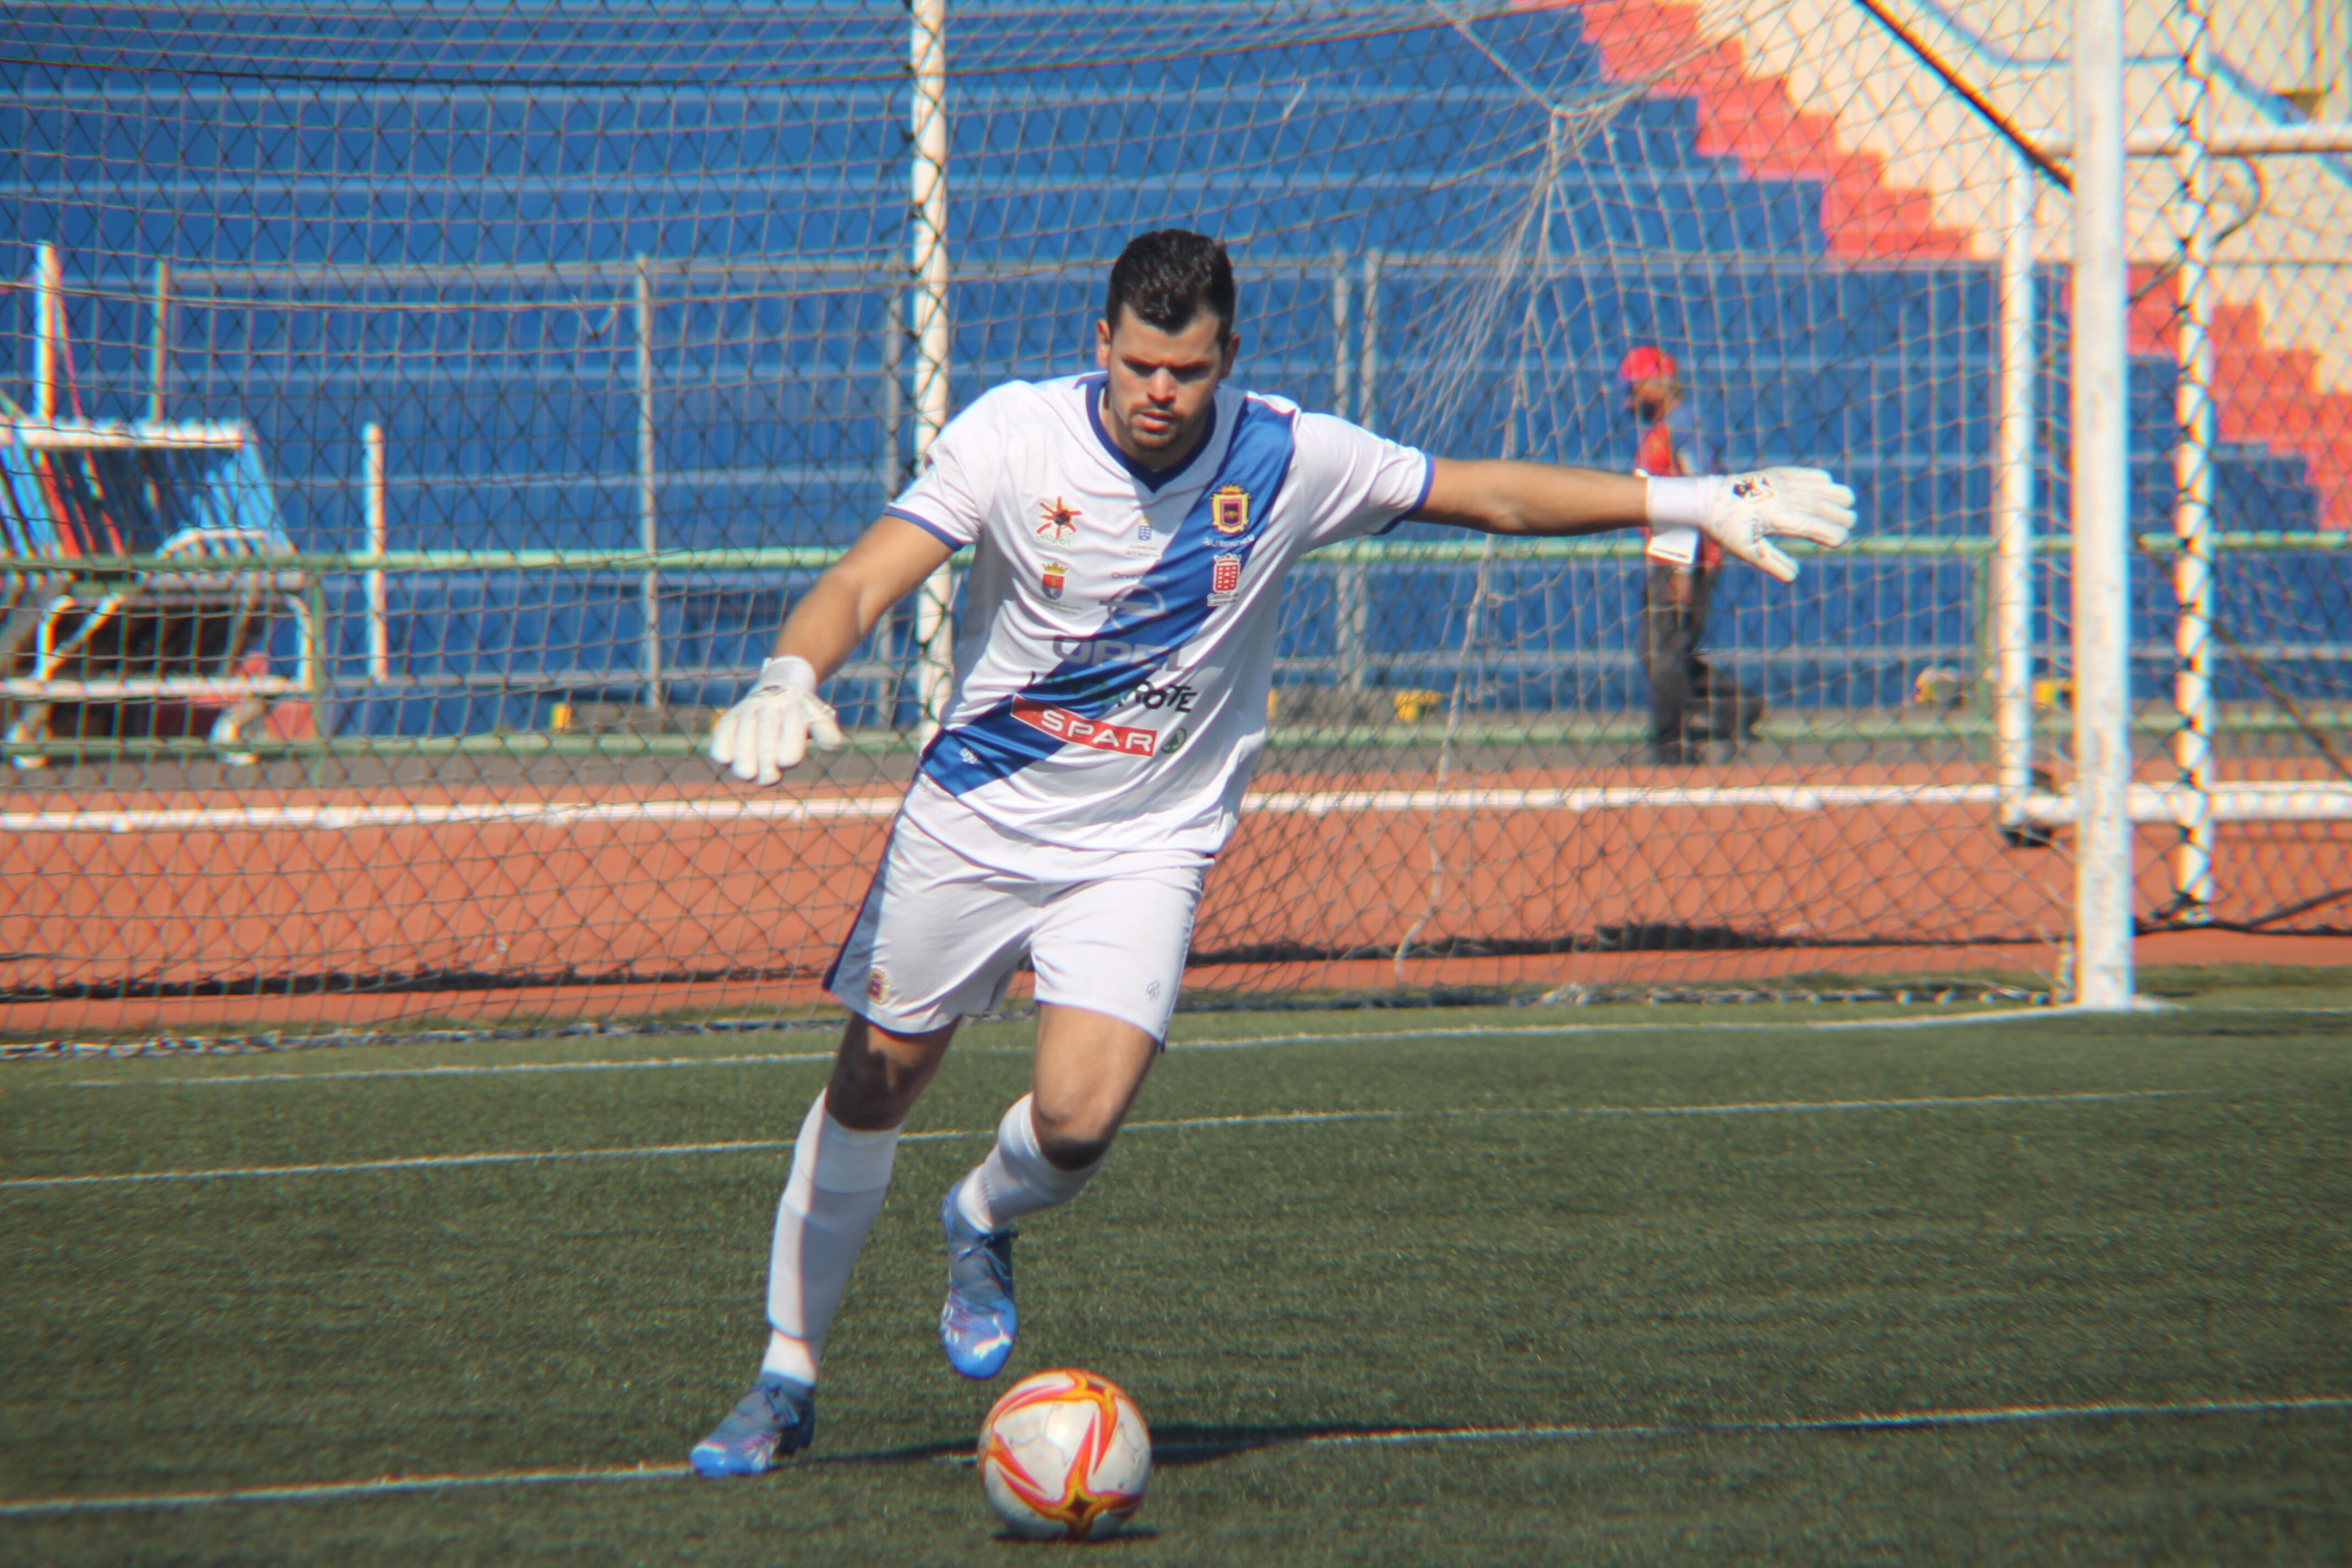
[1207,553,1242,607]
[1011,701,1157,756]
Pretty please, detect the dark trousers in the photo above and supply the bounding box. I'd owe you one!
[1643,562,1756,761]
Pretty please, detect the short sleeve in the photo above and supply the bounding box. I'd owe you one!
[1286,411,1435,548]
[883,388,1012,548]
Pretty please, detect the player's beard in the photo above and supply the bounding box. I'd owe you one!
[1112,393,1200,456]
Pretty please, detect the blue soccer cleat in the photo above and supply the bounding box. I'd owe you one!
[939,1190,1019,1380]
[689,1371,816,1477]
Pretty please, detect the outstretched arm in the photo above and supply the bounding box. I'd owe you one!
[711,515,955,785]
[1417,459,1649,537]
[770,515,956,678]
[1417,456,1855,584]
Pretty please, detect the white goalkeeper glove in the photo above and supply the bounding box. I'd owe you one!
[708,655,845,786]
[1645,467,1856,584]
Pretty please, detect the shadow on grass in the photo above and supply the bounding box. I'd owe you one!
[803,1421,1412,1471]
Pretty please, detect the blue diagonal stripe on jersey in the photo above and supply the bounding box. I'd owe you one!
[921,396,1297,795]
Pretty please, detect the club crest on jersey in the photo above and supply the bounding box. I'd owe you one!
[1210,484,1252,536]
[1124,518,1156,557]
[1035,497,1080,542]
[1041,560,1068,601]
[1208,553,1242,606]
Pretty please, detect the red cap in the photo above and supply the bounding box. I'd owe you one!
[1618,345,1678,383]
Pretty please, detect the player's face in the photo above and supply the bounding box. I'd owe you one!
[1094,309,1238,467]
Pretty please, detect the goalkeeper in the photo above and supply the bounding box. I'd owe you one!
[1623,344,1764,764]
[689,230,1855,1475]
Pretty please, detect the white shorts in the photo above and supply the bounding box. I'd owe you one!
[823,810,1204,1040]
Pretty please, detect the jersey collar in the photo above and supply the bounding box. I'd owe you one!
[1083,374,1221,493]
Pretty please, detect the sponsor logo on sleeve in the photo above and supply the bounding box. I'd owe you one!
[1210,484,1251,535]
[1042,560,1068,601]
[1011,701,1159,756]
[1035,497,1080,542]
[1208,553,1242,606]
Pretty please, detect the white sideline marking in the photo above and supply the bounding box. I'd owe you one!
[1282,1391,2352,1453]
[6,779,2345,834]
[35,1008,2081,1090]
[61,1052,836,1088]
[0,1089,2192,1191]
[0,1392,2340,1517]
[1171,1004,2083,1051]
[0,1462,693,1517]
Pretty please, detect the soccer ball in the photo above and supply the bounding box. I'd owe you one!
[976,1368,1151,1541]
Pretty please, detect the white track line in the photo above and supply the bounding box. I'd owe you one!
[0,1090,2194,1191]
[30,1008,2083,1090]
[1,1392,2339,1517]
[8,779,2348,833]
[0,786,1988,835]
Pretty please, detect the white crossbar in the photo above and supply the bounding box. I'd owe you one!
[3,418,246,451]
[1,677,299,701]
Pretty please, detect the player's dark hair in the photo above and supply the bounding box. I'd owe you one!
[1104,230,1235,340]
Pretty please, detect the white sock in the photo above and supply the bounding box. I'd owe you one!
[760,1093,900,1386]
[952,1094,1103,1233]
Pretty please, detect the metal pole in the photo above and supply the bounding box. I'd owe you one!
[33,244,59,422]
[364,422,389,683]
[1341,248,1382,693]
[148,261,170,424]
[909,0,955,747]
[1330,248,1352,420]
[880,284,906,496]
[2070,0,2137,1007]
[1993,152,2039,834]
[1336,251,1373,691]
[1357,248,1383,435]
[635,254,662,709]
[2168,0,2218,919]
[875,286,907,714]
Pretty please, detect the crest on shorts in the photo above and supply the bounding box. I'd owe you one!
[1035,496,1080,542]
[1207,553,1242,606]
[867,968,889,1004]
[1042,560,1068,601]
[1210,484,1251,535]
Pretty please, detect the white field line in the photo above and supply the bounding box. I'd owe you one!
[1261,1391,2352,1453]
[0,1089,2196,1191]
[5,780,2348,834]
[57,1051,837,1088]
[41,1008,2077,1089]
[1,1392,2340,1518]
[1172,1006,2085,1050]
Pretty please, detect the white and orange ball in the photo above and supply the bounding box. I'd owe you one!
[976,1368,1151,1541]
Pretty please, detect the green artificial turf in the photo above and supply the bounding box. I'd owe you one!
[1,1002,2346,1564]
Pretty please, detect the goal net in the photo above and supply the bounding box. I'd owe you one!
[4,0,2347,1037]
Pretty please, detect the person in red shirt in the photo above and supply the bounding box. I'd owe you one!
[1624,346,1762,764]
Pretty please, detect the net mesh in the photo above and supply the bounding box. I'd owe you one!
[3,0,2347,1034]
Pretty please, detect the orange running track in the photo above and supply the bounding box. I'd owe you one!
[4,765,2346,1035]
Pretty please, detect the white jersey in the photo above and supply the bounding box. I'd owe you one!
[883,373,1432,870]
